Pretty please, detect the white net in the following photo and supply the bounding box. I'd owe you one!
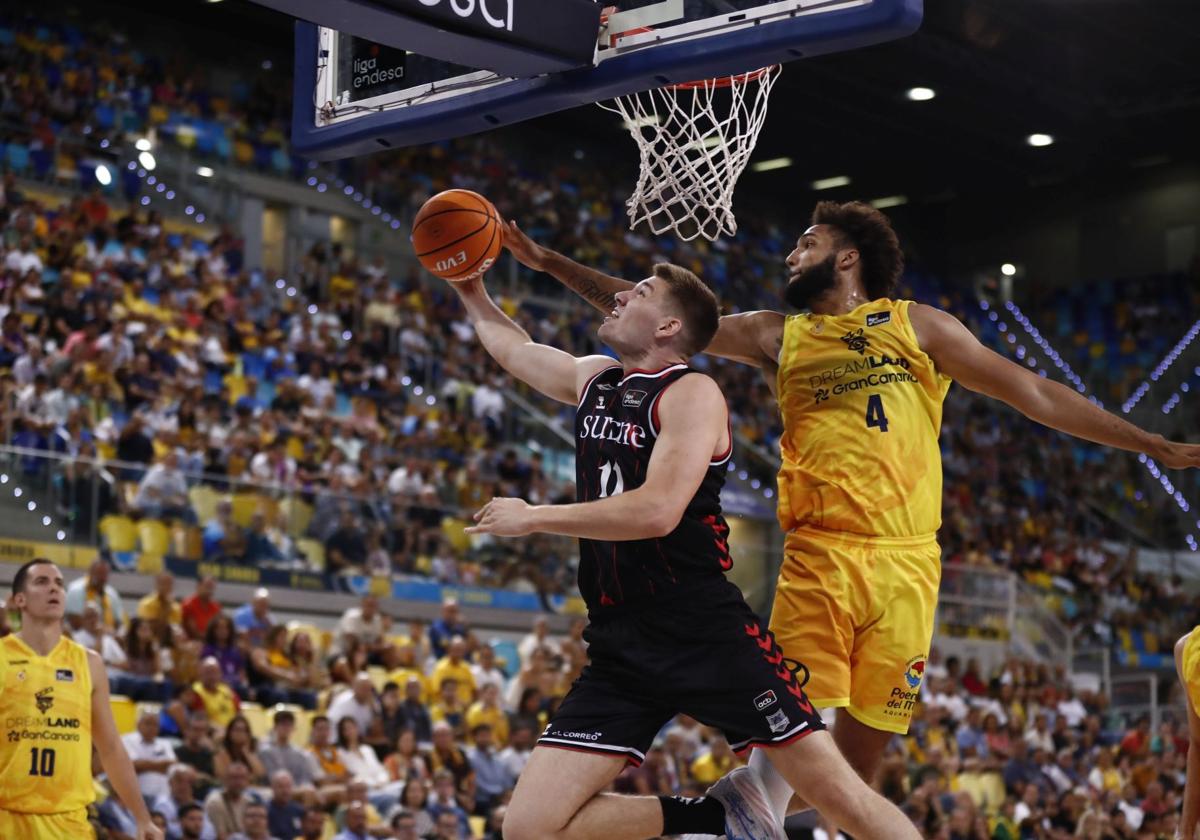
[600,65,781,242]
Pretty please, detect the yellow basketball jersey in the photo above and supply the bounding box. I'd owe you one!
[1182,627,1200,713]
[776,298,951,539]
[0,634,95,814]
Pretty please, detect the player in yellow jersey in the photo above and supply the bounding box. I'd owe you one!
[1,558,163,840]
[504,202,1200,822]
[1176,629,1200,839]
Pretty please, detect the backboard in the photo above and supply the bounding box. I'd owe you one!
[283,0,923,159]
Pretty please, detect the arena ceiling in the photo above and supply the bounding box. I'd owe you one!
[59,0,1200,209]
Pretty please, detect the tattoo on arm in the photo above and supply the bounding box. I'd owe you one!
[561,265,618,311]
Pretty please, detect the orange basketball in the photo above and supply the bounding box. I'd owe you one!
[411,189,502,282]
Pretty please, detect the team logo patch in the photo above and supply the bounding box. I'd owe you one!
[56,669,74,682]
[35,687,54,713]
[622,390,647,408]
[753,690,778,711]
[840,328,869,355]
[766,709,791,734]
[903,656,926,690]
[866,311,891,327]
[596,396,606,408]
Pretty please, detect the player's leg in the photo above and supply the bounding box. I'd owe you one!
[752,535,858,816]
[758,731,920,839]
[502,746,658,840]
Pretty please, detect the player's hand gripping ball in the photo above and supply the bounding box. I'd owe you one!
[411,189,502,283]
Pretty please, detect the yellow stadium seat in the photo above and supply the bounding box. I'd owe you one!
[239,702,269,739]
[188,485,223,525]
[172,524,203,561]
[296,538,325,571]
[469,816,486,837]
[99,515,138,553]
[366,666,388,693]
[231,492,264,528]
[280,497,314,537]
[110,695,137,734]
[441,517,471,554]
[138,519,171,557]
[137,554,164,574]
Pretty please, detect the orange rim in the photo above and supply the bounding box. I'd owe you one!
[668,65,777,91]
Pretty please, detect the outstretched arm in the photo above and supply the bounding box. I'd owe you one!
[910,303,1200,468]
[504,219,785,369]
[452,277,615,405]
[89,650,163,840]
[466,373,728,541]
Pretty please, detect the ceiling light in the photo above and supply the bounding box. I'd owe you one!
[94,164,113,186]
[906,87,936,101]
[1027,133,1054,147]
[752,158,793,173]
[870,195,907,209]
[1001,263,1017,276]
[137,151,156,170]
[135,138,152,152]
[811,175,851,190]
[196,166,214,178]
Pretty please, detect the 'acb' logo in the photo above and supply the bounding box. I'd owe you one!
[840,329,869,355]
[35,687,54,714]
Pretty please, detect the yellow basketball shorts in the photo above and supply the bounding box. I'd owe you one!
[0,808,92,839]
[768,527,941,735]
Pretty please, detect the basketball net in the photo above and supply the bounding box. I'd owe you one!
[600,65,780,242]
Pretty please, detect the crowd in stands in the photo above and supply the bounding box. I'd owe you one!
[3,563,1196,840]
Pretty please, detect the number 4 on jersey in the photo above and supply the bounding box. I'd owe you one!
[865,394,890,433]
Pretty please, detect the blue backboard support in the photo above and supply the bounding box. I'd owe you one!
[289,0,923,160]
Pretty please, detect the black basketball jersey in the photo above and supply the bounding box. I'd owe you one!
[574,363,734,614]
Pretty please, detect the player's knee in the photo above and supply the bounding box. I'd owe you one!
[502,805,556,840]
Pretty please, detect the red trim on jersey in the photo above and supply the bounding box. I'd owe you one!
[731,725,818,757]
[619,363,689,386]
[711,418,734,465]
[578,365,621,408]
[647,376,733,466]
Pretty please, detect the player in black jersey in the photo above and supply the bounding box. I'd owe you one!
[450,259,919,840]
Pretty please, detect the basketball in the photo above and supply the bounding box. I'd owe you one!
[411,189,502,282]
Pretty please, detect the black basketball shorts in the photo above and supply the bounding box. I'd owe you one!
[536,582,825,765]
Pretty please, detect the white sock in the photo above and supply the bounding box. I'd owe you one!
[748,747,794,819]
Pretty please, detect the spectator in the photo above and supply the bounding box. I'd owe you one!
[336,716,392,792]
[204,760,254,839]
[325,508,369,574]
[393,782,436,836]
[227,801,277,840]
[469,644,507,697]
[192,656,241,730]
[332,800,371,840]
[336,595,389,662]
[152,764,217,840]
[122,709,177,802]
[137,572,183,637]
[265,770,306,840]
[259,710,321,799]
[400,677,433,744]
[430,678,467,740]
[690,736,740,786]
[389,809,422,840]
[465,723,512,815]
[203,501,246,562]
[243,514,287,566]
[309,715,353,789]
[64,559,126,631]
[178,802,214,840]
[175,715,218,792]
[296,809,327,840]
[134,450,196,523]
[384,728,430,785]
[73,603,128,671]
[425,770,471,839]
[466,683,508,747]
[498,723,534,780]
[201,613,249,698]
[517,615,558,664]
[328,672,380,736]
[216,714,269,785]
[112,616,170,702]
[182,576,222,640]
[431,636,475,707]
[428,600,468,660]
[427,723,474,796]
[232,588,274,647]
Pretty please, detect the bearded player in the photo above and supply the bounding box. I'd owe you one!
[504,202,1200,823]
[1,558,163,840]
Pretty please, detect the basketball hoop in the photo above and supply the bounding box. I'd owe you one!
[600,64,781,242]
